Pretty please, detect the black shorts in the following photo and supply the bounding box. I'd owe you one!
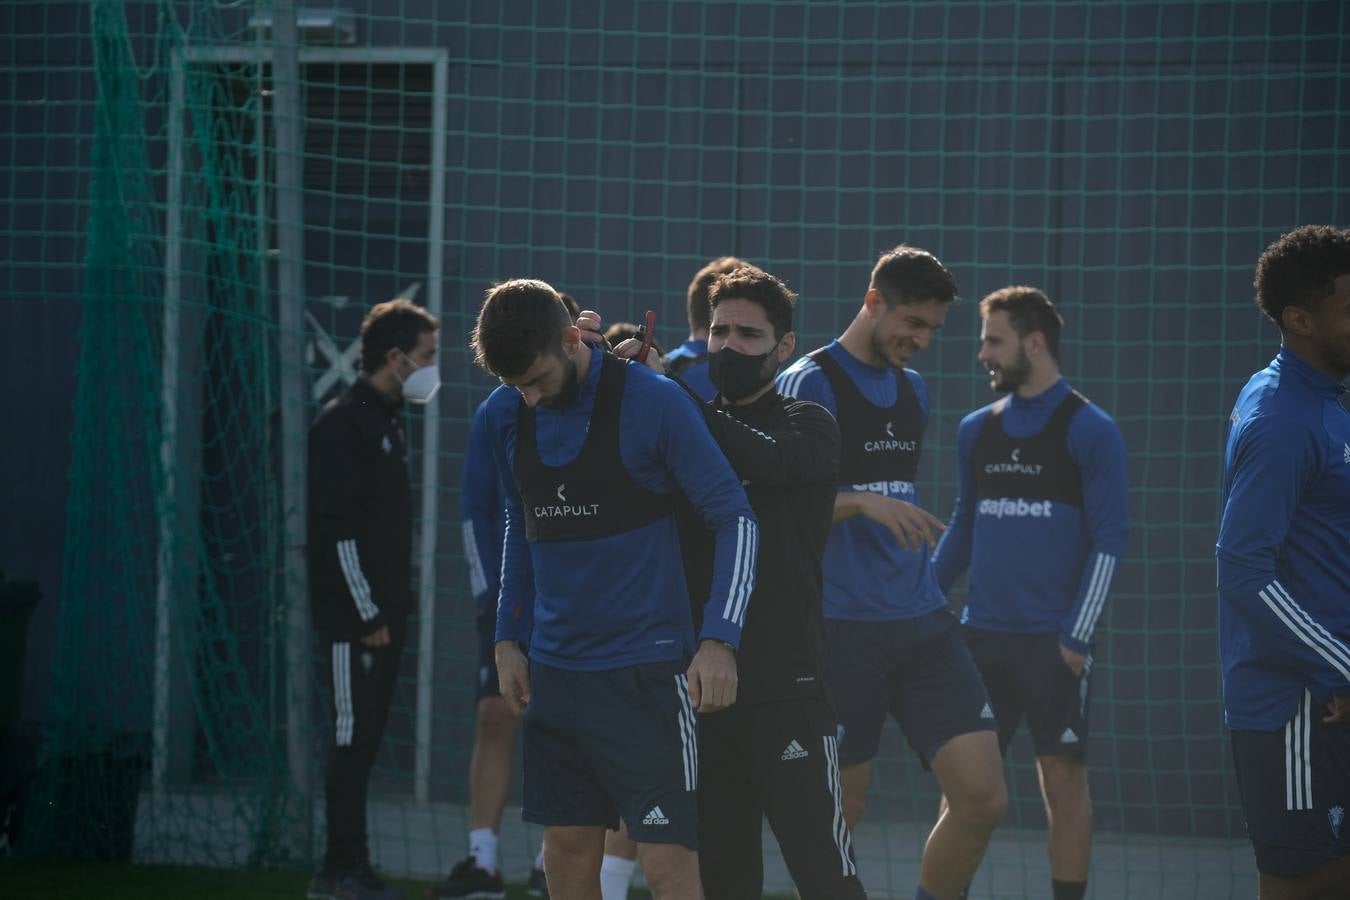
[826,609,995,769]
[474,607,501,704]
[963,626,1092,758]
[521,659,699,848]
[1230,690,1350,878]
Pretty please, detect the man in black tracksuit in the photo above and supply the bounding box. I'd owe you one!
[607,266,867,899]
[306,299,440,900]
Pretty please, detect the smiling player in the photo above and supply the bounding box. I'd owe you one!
[933,286,1130,900]
[778,246,1007,900]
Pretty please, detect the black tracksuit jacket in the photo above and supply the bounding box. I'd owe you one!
[680,387,840,705]
[307,378,413,641]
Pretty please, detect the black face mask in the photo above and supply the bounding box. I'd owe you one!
[707,343,779,402]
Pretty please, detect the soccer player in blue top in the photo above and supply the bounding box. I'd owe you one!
[662,256,747,401]
[933,287,1130,900]
[1218,225,1350,900]
[779,246,1007,900]
[473,279,759,900]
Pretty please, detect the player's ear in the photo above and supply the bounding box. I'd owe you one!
[561,323,582,352]
[1025,330,1047,358]
[1279,304,1314,337]
[863,288,885,316]
[777,331,796,362]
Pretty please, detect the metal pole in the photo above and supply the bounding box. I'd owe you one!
[272,0,312,841]
[413,50,450,804]
[153,50,186,801]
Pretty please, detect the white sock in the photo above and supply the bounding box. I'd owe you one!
[600,854,637,900]
[535,842,546,870]
[468,828,498,873]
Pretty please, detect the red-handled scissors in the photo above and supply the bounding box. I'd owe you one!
[635,309,657,364]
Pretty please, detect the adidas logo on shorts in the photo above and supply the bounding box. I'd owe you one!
[1060,727,1080,744]
[643,806,669,826]
[980,703,995,719]
[780,740,809,761]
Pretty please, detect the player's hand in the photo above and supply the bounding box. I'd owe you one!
[612,337,665,373]
[360,625,390,648]
[686,640,738,714]
[1324,695,1350,724]
[857,492,945,552]
[1058,642,1087,677]
[495,640,531,714]
[576,309,606,346]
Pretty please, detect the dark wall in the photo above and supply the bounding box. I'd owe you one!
[1,1,92,724]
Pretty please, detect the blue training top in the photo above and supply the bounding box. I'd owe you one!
[777,340,947,621]
[461,399,506,613]
[932,378,1130,655]
[1217,347,1350,730]
[485,344,759,671]
[663,338,716,401]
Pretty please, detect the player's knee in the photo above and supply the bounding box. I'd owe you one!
[973,776,1009,829]
[475,696,519,742]
[949,775,1007,832]
[637,843,698,893]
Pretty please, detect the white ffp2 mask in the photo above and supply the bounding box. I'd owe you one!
[398,352,441,404]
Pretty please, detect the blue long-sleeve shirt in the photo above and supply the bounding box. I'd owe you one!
[485,344,758,671]
[663,339,716,401]
[777,341,947,621]
[932,378,1130,654]
[461,400,506,612]
[1217,347,1350,730]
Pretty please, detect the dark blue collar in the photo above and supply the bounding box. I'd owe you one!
[1005,377,1070,413]
[1276,346,1346,397]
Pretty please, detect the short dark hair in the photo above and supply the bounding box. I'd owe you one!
[359,299,439,375]
[870,245,959,307]
[979,285,1064,360]
[707,266,797,340]
[1254,225,1350,329]
[603,322,665,357]
[687,256,750,332]
[471,279,572,378]
[558,292,581,321]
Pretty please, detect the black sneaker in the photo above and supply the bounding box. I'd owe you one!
[527,866,549,898]
[333,862,404,900]
[306,871,338,900]
[428,856,504,899]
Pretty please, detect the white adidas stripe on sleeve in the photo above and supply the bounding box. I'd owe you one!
[337,539,380,621]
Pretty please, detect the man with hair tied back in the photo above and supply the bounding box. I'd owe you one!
[779,246,1006,900]
[472,279,759,900]
[1217,225,1350,900]
[933,286,1130,900]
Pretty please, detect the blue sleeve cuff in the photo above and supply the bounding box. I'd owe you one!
[495,605,531,644]
[698,618,742,650]
[1059,631,1093,655]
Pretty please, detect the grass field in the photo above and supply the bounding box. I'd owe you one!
[0,860,661,899]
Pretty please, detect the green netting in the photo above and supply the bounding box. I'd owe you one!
[11,1,1348,897]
